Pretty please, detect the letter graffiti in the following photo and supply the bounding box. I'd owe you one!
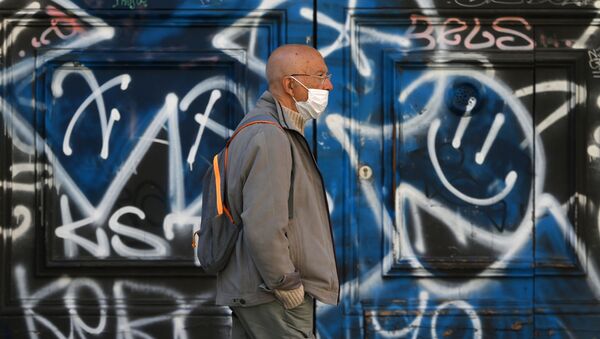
[112,0,149,9]
[52,70,131,159]
[47,74,237,259]
[108,206,169,257]
[14,265,195,339]
[31,5,85,48]
[406,15,534,51]
[589,47,600,78]
[187,89,222,171]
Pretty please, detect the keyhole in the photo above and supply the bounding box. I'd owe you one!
[359,165,373,180]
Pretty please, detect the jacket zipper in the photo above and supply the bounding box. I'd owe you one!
[287,129,341,304]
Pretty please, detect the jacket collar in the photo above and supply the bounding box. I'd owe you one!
[254,91,302,134]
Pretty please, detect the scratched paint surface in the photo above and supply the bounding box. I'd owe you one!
[1,0,600,338]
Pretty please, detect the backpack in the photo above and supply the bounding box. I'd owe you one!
[192,118,294,274]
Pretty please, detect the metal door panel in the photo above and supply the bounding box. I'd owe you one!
[316,5,538,337]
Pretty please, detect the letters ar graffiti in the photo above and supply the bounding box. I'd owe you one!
[49,68,238,259]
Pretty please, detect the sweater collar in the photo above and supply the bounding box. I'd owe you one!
[280,104,309,135]
[255,91,304,135]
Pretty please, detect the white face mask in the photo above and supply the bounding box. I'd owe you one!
[289,76,329,120]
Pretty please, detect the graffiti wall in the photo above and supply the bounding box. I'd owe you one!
[317,1,600,337]
[1,0,599,338]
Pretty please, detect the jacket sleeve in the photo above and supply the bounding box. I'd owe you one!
[239,127,301,290]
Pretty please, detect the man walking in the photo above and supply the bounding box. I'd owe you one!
[215,44,339,338]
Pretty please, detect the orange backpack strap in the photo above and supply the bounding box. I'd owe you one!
[213,154,224,216]
[224,120,284,176]
[226,120,283,147]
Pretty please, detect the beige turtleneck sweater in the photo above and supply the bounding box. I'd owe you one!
[281,104,310,135]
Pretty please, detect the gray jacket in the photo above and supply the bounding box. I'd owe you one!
[215,91,339,307]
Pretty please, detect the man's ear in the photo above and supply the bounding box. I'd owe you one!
[282,77,294,96]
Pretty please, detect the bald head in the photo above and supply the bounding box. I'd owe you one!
[266,44,323,89]
[265,44,331,111]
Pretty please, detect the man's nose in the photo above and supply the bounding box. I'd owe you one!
[323,77,333,91]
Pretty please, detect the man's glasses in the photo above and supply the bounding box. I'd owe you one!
[289,73,332,86]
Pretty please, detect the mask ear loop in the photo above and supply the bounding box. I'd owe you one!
[287,76,309,105]
[288,75,309,91]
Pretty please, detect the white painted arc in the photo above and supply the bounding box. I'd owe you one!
[52,64,109,137]
[370,291,428,338]
[11,205,32,241]
[428,118,517,205]
[431,300,482,339]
